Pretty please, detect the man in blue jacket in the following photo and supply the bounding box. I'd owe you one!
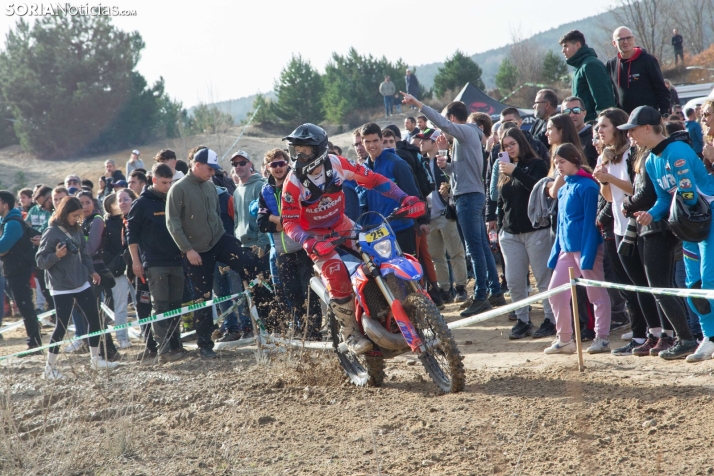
[358,122,421,255]
[127,164,186,363]
[0,190,42,351]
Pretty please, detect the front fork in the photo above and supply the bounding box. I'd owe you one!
[363,253,424,353]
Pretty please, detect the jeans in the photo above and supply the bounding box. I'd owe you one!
[213,262,250,333]
[0,273,4,326]
[50,287,102,353]
[674,257,701,336]
[638,232,691,340]
[455,192,501,300]
[110,275,130,341]
[5,271,42,347]
[184,234,265,349]
[146,266,185,354]
[383,96,392,116]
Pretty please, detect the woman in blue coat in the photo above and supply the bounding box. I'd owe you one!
[544,144,612,355]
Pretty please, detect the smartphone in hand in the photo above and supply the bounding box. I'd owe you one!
[498,151,510,163]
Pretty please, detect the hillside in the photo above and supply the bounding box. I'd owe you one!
[416,9,621,90]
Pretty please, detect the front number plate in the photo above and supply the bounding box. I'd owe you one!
[363,225,388,243]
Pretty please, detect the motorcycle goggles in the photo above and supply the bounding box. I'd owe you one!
[289,144,318,163]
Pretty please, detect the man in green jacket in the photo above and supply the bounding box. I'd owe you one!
[560,30,617,122]
[166,147,260,359]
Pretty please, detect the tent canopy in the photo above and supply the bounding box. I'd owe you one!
[453,82,536,130]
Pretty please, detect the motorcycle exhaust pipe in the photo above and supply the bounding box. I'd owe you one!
[362,314,409,351]
[310,277,330,305]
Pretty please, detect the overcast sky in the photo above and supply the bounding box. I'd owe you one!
[1,0,617,107]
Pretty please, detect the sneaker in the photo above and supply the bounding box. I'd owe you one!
[216,331,242,343]
[544,338,576,354]
[621,331,633,340]
[685,337,714,363]
[580,328,595,342]
[158,348,188,364]
[90,356,119,370]
[633,334,659,356]
[440,288,455,304]
[508,311,517,321]
[586,336,610,354]
[488,293,507,307]
[659,339,698,360]
[459,298,492,318]
[42,364,64,380]
[459,296,473,310]
[649,335,675,356]
[612,339,639,356]
[199,347,218,359]
[509,320,533,340]
[105,348,121,362]
[454,286,468,303]
[609,315,629,331]
[118,340,131,349]
[532,319,556,339]
[64,340,84,353]
[240,328,255,340]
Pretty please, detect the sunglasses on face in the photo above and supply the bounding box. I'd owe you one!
[269,160,288,168]
[231,160,249,167]
[563,107,583,115]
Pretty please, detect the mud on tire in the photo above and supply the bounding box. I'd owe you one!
[403,293,465,393]
[327,311,385,387]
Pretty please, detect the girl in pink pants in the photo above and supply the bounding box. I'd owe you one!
[544,144,611,354]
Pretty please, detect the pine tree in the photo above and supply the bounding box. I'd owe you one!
[495,58,519,96]
[542,50,569,84]
[433,50,485,98]
[272,54,324,127]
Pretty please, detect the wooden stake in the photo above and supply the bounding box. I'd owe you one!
[569,267,585,372]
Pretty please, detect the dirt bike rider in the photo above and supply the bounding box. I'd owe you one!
[281,123,422,354]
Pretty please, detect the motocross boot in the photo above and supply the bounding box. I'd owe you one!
[329,297,373,354]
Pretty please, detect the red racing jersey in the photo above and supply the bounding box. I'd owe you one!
[281,155,407,244]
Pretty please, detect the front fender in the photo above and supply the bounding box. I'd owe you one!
[379,255,422,281]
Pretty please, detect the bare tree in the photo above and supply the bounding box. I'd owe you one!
[508,27,546,84]
[609,0,672,60]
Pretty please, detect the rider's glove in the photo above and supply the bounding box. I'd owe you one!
[303,237,336,258]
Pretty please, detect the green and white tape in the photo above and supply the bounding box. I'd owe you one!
[0,278,267,362]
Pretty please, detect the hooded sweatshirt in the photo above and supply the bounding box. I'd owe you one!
[233,172,269,249]
[606,47,670,114]
[548,173,603,271]
[36,223,95,292]
[566,45,617,122]
[127,186,183,268]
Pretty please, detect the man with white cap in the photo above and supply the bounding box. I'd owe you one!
[126,149,144,175]
[166,147,260,359]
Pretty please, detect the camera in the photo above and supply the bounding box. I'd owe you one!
[617,217,638,257]
[62,238,79,255]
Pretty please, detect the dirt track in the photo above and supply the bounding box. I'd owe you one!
[1,297,714,475]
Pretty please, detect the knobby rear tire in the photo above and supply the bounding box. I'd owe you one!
[403,293,465,393]
[328,311,385,387]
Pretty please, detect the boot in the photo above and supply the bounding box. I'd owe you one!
[329,298,372,354]
[427,282,445,310]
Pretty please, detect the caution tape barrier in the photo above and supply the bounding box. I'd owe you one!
[0,279,266,361]
[573,278,714,299]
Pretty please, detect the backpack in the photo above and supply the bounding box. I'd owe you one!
[212,169,236,195]
[0,215,41,276]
